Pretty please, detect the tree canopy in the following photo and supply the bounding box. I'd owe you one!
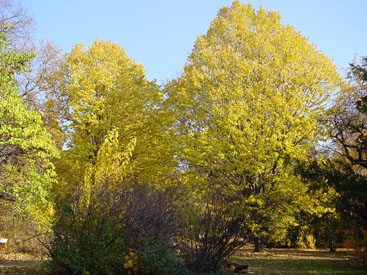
[0,28,58,229]
[2,0,366,272]
[165,0,341,249]
[46,39,175,195]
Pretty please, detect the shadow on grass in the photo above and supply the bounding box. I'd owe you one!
[232,248,367,274]
[0,260,47,275]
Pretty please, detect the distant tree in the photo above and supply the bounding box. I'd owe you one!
[330,60,367,169]
[351,57,367,83]
[165,0,341,256]
[19,40,63,110]
[0,0,34,49]
[0,0,63,109]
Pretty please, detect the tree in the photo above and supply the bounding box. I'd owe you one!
[327,57,367,264]
[0,0,34,49]
[330,57,367,169]
[47,128,181,274]
[0,27,59,229]
[0,0,63,111]
[165,0,341,255]
[46,39,174,195]
[295,158,345,251]
[19,40,63,110]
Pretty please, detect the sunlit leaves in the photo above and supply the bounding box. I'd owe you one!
[48,39,175,196]
[0,29,59,230]
[165,1,341,240]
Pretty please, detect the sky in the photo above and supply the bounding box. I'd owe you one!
[19,0,367,84]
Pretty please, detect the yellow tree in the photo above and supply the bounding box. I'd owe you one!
[165,1,341,252]
[47,40,174,194]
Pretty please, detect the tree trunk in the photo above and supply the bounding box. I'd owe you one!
[253,237,265,253]
[328,239,336,252]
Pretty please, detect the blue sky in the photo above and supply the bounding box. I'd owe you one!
[20,0,366,84]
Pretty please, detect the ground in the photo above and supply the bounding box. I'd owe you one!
[0,252,48,275]
[0,248,366,274]
[233,247,367,274]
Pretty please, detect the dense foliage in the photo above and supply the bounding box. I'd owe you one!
[0,27,58,230]
[0,0,366,273]
[165,0,340,254]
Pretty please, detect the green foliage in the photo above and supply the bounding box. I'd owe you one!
[48,182,182,275]
[136,240,182,274]
[0,27,59,230]
[47,131,180,274]
[47,172,129,275]
[291,158,342,250]
[48,203,128,275]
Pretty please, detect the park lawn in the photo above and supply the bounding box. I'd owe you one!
[232,248,367,274]
[0,252,49,275]
[1,248,367,274]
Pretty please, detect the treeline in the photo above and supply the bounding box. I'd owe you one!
[0,1,366,273]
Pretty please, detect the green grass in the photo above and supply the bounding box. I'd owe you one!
[232,248,367,274]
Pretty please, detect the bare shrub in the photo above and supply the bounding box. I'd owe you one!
[179,187,250,273]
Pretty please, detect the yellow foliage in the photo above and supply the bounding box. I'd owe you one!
[165,1,342,238]
[77,128,136,214]
[47,39,176,197]
[123,249,139,274]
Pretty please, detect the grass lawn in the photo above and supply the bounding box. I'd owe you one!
[1,248,366,274]
[0,252,48,275]
[232,247,367,274]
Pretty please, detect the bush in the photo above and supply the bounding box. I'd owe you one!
[46,189,128,274]
[122,183,182,274]
[46,181,181,274]
[178,188,249,273]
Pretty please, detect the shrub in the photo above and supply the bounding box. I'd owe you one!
[46,186,128,274]
[122,183,182,274]
[46,181,181,274]
[178,188,249,273]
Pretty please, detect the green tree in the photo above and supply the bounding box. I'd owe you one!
[0,28,59,229]
[166,0,341,254]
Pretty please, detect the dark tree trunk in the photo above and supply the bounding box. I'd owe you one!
[253,237,265,253]
[328,239,336,252]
